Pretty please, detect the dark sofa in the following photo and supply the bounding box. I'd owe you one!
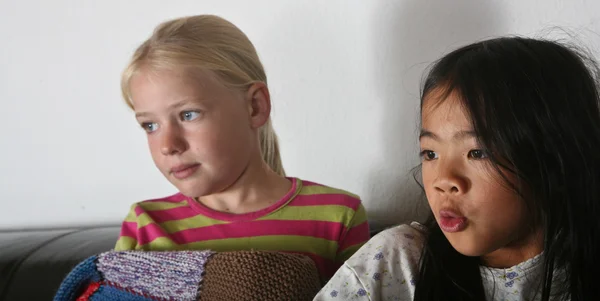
[0,227,120,301]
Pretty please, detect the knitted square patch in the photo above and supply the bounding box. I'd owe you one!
[96,250,214,301]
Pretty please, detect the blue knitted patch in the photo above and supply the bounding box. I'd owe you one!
[53,255,102,301]
[89,285,155,301]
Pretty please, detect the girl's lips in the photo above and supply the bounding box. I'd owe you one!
[438,209,468,233]
[171,163,200,179]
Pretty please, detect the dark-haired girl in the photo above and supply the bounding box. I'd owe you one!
[315,36,600,301]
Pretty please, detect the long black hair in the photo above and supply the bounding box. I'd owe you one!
[413,37,600,301]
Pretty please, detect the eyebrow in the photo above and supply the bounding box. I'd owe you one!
[134,99,196,119]
[419,129,477,141]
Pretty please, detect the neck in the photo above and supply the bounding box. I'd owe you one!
[481,226,544,269]
[197,157,291,214]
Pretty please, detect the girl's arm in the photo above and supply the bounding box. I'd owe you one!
[114,204,139,250]
[316,223,425,301]
[314,264,368,300]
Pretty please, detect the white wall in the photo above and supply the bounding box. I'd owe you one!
[1,0,599,230]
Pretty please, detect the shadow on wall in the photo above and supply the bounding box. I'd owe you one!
[366,0,508,230]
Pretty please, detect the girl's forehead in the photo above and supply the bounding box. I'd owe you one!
[129,68,242,113]
[422,90,471,129]
[135,67,217,87]
[132,68,230,98]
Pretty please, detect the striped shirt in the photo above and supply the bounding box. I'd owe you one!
[115,178,370,279]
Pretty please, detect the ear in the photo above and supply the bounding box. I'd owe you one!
[245,82,271,129]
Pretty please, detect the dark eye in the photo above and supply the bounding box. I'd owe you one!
[468,149,488,159]
[181,111,200,121]
[420,150,438,161]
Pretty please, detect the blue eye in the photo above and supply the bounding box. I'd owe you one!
[420,150,438,161]
[141,122,158,133]
[468,149,488,159]
[181,111,200,121]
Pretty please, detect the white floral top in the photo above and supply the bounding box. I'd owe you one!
[314,222,565,301]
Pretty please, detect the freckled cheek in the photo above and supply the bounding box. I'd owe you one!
[146,137,162,157]
[144,139,163,164]
[188,131,229,157]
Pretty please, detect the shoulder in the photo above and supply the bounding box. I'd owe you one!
[369,222,427,244]
[347,222,426,267]
[294,178,362,210]
[132,192,190,211]
[315,223,426,300]
[347,223,426,299]
[120,192,191,223]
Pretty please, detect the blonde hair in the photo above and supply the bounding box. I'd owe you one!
[121,15,285,176]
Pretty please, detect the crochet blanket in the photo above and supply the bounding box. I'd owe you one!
[54,250,321,301]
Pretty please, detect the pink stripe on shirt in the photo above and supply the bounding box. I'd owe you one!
[338,221,370,251]
[136,219,344,246]
[287,193,362,210]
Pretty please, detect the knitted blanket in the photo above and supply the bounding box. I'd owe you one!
[54,250,321,301]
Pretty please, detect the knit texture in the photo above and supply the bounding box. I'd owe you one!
[54,251,214,301]
[88,285,156,301]
[55,250,321,301]
[53,255,102,301]
[199,251,322,301]
[97,251,213,300]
